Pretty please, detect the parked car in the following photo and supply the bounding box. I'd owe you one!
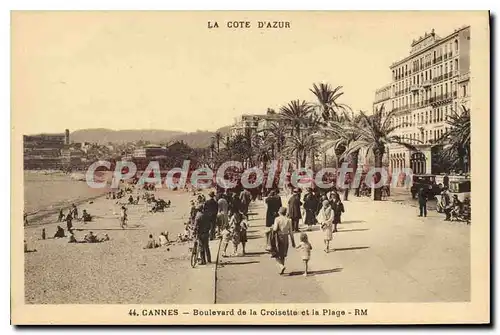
[410,174,440,199]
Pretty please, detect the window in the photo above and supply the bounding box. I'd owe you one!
[463,85,467,97]
[454,39,459,52]
[455,59,458,71]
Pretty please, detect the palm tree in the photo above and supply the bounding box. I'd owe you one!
[437,105,471,173]
[310,83,349,122]
[341,105,418,200]
[284,131,320,169]
[265,122,287,157]
[279,100,315,138]
[320,111,363,173]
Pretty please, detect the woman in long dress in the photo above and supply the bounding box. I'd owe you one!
[265,190,282,251]
[317,200,334,253]
[332,193,345,233]
[272,207,296,275]
[303,188,319,230]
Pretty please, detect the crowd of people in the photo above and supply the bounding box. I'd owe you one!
[182,189,253,265]
[264,186,346,276]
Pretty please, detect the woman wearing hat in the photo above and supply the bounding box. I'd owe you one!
[272,207,296,274]
[317,200,334,253]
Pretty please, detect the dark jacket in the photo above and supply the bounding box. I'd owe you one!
[204,198,218,216]
[195,212,211,235]
[288,194,302,220]
[265,195,282,227]
[418,188,428,204]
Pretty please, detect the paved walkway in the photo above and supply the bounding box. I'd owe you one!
[216,195,470,303]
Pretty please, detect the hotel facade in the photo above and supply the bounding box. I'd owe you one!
[376,26,471,175]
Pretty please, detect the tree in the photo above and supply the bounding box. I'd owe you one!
[437,105,471,173]
[310,83,349,122]
[284,131,320,169]
[341,105,418,200]
[279,100,315,138]
[265,122,287,157]
[212,132,222,152]
[320,111,363,174]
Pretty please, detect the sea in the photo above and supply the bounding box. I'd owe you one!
[23,171,110,223]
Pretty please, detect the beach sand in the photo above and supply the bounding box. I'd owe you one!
[24,187,218,304]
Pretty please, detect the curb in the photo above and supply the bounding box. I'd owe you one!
[213,237,223,304]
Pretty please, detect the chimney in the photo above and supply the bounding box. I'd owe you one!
[65,129,70,145]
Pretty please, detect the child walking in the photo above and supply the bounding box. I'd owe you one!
[296,232,313,276]
[220,223,232,257]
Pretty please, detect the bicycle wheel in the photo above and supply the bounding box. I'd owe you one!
[190,242,198,268]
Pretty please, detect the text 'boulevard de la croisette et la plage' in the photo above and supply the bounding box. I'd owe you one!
[208,20,291,29]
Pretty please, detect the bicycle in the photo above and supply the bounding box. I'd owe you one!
[189,235,200,268]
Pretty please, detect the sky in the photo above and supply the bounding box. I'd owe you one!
[12,11,480,135]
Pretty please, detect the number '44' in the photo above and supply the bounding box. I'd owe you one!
[129,309,138,316]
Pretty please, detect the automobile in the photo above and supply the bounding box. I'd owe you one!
[410,174,441,199]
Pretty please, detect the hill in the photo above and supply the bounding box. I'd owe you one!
[69,126,233,148]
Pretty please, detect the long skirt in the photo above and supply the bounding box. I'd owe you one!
[275,233,289,259]
[304,209,316,226]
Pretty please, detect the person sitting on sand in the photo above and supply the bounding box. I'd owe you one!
[84,231,98,243]
[54,225,65,238]
[128,195,134,205]
[68,232,78,243]
[144,234,158,249]
[98,233,110,242]
[82,209,92,223]
[158,232,169,246]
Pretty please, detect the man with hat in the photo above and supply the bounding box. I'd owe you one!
[194,204,211,264]
[288,188,303,232]
[204,191,219,240]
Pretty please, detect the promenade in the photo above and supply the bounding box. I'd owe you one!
[216,193,470,303]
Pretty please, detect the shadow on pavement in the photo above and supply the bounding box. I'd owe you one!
[287,268,343,277]
[242,251,268,256]
[340,220,366,224]
[74,228,147,231]
[220,260,260,266]
[333,246,370,252]
[337,228,370,233]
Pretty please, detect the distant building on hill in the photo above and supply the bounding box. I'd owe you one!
[23,129,70,170]
[132,144,167,158]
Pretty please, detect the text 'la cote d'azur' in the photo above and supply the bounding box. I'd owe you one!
[208,21,291,29]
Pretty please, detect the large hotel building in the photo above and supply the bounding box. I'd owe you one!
[376,26,471,175]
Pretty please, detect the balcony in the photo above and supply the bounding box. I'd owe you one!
[422,79,432,88]
[410,84,420,92]
[458,71,470,83]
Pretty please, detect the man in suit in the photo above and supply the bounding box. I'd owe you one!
[203,191,219,240]
[287,188,302,232]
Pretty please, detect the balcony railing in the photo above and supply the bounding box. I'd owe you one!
[410,84,420,92]
[422,79,432,87]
